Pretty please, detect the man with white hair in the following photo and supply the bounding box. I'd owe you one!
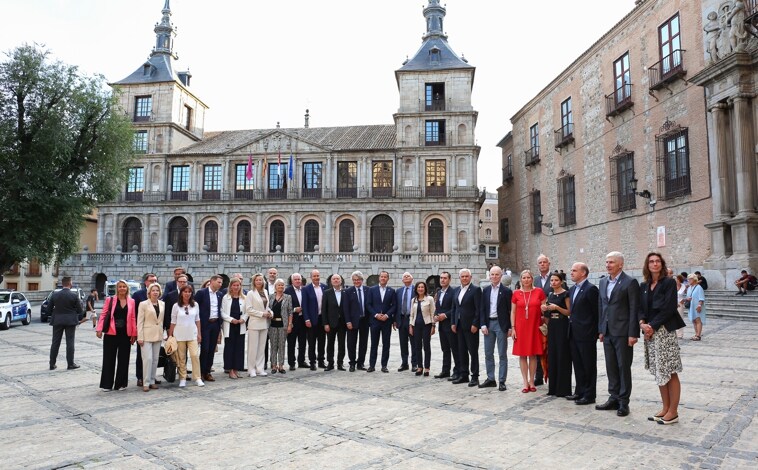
[451,268,482,387]
[480,266,512,391]
[394,272,417,372]
[344,271,368,372]
[285,273,307,371]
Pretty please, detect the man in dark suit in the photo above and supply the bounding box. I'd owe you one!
[322,274,347,371]
[163,267,186,295]
[196,274,224,382]
[285,273,307,371]
[394,272,417,372]
[302,269,328,371]
[566,262,600,405]
[366,270,395,372]
[161,274,189,330]
[132,272,158,386]
[533,254,552,386]
[344,271,368,372]
[480,266,512,391]
[597,251,640,417]
[433,271,459,380]
[451,268,482,387]
[49,277,84,370]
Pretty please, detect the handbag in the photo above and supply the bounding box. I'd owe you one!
[683,300,691,309]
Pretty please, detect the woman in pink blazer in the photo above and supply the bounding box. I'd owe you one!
[96,280,137,391]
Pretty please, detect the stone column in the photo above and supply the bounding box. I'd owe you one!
[710,103,733,218]
[731,95,756,215]
[141,215,150,253]
[360,211,368,253]
[188,213,197,253]
[158,216,166,252]
[450,211,458,252]
[413,210,421,252]
[290,212,298,253]
[96,212,104,253]
[324,211,333,252]
[221,212,230,253]
[255,212,263,253]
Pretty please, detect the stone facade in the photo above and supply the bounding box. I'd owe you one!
[498,0,720,284]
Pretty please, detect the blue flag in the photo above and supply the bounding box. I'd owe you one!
[288,154,294,180]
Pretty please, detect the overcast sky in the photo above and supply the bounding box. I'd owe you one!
[1,0,636,192]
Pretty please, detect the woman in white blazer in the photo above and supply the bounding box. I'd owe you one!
[245,273,272,377]
[408,281,436,377]
[221,277,248,379]
[137,283,165,391]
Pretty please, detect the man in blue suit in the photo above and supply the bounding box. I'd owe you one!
[343,271,368,372]
[433,271,459,380]
[566,262,600,405]
[365,271,395,372]
[196,274,224,382]
[132,272,158,387]
[302,269,327,371]
[480,266,512,391]
[394,272,417,372]
[284,273,307,371]
[451,268,482,387]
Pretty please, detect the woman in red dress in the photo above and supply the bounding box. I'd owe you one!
[511,270,547,393]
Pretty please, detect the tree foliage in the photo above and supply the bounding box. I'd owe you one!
[0,44,134,273]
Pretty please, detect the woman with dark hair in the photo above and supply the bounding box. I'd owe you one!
[169,285,203,387]
[96,280,136,391]
[409,281,435,377]
[639,252,685,425]
[541,272,572,397]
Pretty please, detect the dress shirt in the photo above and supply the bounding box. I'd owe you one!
[295,287,302,306]
[458,285,468,303]
[380,286,386,302]
[314,284,323,314]
[489,284,499,318]
[606,275,618,300]
[539,274,549,288]
[335,289,342,307]
[209,288,219,319]
[267,283,276,297]
[438,288,446,304]
[572,279,586,303]
[402,285,412,315]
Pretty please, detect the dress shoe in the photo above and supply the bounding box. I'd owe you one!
[415,369,423,376]
[451,376,469,385]
[657,415,678,425]
[278,369,286,375]
[617,405,630,417]
[67,364,80,370]
[204,374,216,382]
[534,378,544,386]
[434,372,450,379]
[318,362,327,369]
[49,364,57,370]
[565,394,580,401]
[298,362,308,369]
[154,379,161,384]
[137,379,143,387]
[337,365,346,371]
[479,378,497,388]
[498,383,507,391]
[357,365,367,371]
[289,365,296,371]
[468,378,479,387]
[381,367,389,373]
[575,398,595,405]
[310,364,317,371]
[349,365,355,372]
[324,365,335,371]
[448,374,460,382]
[398,365,409,372]
[366,367,375,372]
[595,399,620,411]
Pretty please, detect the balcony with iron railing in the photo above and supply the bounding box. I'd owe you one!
[525,146,540,166]
[606,83,634,117]
[502,162,513,183]
[425,185,447,197]
[554,123,575,149]
[648,50,686,91]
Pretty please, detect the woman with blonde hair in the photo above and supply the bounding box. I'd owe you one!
[268,278,293,374]
[137,283,165,392]
[246,273,272,376]
[510,269,546,393]
[96,280,137,391]
[221,277,248,379]
[685,273,706,341]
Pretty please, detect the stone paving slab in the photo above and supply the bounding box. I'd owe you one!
[0,318,757,469]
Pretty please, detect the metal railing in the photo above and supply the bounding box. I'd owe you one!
[525,146,540,166]
[554,123,574,149]
[605,84,634,117]
[648,50,686,90]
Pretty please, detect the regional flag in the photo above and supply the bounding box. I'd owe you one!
[246,154,253,181]
[288,154,294,180]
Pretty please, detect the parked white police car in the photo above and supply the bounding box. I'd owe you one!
[0,290,32,330]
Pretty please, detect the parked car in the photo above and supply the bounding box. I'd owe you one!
[105,280,141,297]
[40,288,87,323]
[0,290,32,330]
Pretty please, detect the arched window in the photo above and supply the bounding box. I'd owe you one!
[485,209,492,219]
[485,228,492,239]
[457,230,467,252]
[168,217,188,252]
[370,215,394,253]
[338,219,355,252]
[428,218,444,253]
[304,220,319,252]
[237,220,251,252]
[204,221,218,252]
[122,217,142,252]
[269,220,285,252]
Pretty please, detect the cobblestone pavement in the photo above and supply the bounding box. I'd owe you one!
[1,318,756,469]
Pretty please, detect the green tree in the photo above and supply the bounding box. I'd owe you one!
[0,44,134,274]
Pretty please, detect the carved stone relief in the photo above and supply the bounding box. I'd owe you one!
[705,1,758,65]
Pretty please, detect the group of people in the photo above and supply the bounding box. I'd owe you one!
[46,251,702,424]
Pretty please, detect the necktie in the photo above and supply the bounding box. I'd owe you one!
[358,287,363,311]
[403,287,409,315]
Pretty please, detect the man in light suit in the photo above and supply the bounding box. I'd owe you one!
[285,273,307,371]
[132,272,158,386]
[322,274,347,371]
[302,269,328,371]
[196,274,224,382]
[532,254,552,386]
[49,277,84,370]
[480,266,512,391]
[344,271,368,372]
[366,271,395,373]
[596,251,640,417]
[451,268,482,387]
[394,272,417,372]
[433,271,459,380]
[566,262,599,405]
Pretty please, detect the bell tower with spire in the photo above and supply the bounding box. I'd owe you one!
[111,0,208,155]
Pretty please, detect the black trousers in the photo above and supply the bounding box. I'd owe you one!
[438,321,459,375]
[570,338,597,400]
[369,321,392,368]
[50,324,76,367]
[603,335,634,406]
[287,314,307,366]
[413,322,433,369]
[346,325,359,366]
[135,339,143,380]
[457,326,479,379]
[100,330,131,389]
[396,314,417,367]
[307,322,326,365]
[200,320,220,375]
[325,322,346,366]
[356,316,370,367]
[223,324,245,371]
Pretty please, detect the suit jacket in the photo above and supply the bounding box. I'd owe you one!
[434,287,457,330]
[534,273,553,295]
[366,284,396,327]
[321,288,346,329]
[50,287,84,327]
[568,280,599,342]
[640,276,685,332]
[453,284,482,329]
[97,296,137,336]
[598,271,641,338]
[395,284,416,319]
[245,290,270,331]
[195,287,224,325]
[221,294,249,337]
[161,290,181,330]
[343,285,367,327]
[164,280,177,295]
[480,284,513,331]
[301,283,328,326]
[137,300,165,342]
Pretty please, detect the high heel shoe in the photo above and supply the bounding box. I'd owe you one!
[415,368,423,376]
[423,370,429,377]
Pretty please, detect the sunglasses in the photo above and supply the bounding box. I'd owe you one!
[184,306,189,315]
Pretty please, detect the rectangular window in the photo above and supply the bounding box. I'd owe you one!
[425,83,445,111]
[171,165,190,200]
[268,163,288,199]
[235,163,255,199]
[531,190,542,234]
[27,283,39,291]
[134,96,152,122]
[203,165,222,200]
[526,123,540,165]
[27,258,41,276]
[337,161,357,198]
[8,263,20,275]
[561,98,573,138]
[657,127,691,199]
[487,246,498,259]
[184,105,193,130]
[659,14,681,76]
[133,130,148,154]
[558,175,576,226]
[614,52,632,105]
[610,152,636,212]
[302,162,322,198]
[372,161,393,197]
[6,282,18,291]
[500,218,509,243]
[425,159,446,197]
[425,120,446,146]
[126,167,144,201]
